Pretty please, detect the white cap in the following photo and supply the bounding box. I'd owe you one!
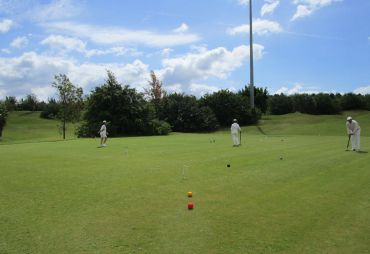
[103,120,107,123]
[347,116,352,121]
[233,119,237,122]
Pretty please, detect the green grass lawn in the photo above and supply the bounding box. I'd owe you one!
[0,111,369,253]
[1,111,77,143]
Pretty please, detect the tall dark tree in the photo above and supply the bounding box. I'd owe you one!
[240,86,269,114]
[292,94,317,114]
[4,96,17,111]
[158,93,219,132]
[340,93,367,110]
[78,70,171,137]
[52,74,84,139]
[314,93,341,114]
[201,90,260,126]
[40,98,60,119]
[268,94,294,115]
[19,94,39,111]
[0,102,9,140]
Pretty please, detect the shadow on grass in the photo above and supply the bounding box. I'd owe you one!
[256,126,267,135]
[19,111,38,116]
[357,150,368,154]
[0,139,77,146]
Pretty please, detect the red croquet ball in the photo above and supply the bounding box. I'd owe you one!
[188,203,194,210]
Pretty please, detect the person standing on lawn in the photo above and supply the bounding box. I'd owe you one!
[346,116,361,151]
[99,120,108,147]
[231,119,241,147]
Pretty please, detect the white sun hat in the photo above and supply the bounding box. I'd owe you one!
[347,116,352,121]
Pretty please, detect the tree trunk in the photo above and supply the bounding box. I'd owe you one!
[63,118,66,139]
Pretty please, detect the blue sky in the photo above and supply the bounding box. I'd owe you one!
[0,0,369,101]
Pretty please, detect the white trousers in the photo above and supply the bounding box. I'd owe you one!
[351,130,360,150]
[231,133,240,146]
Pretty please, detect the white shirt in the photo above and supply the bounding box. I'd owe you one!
[346,120,360,135]
[230,122,241,134]
[100,124,107,136]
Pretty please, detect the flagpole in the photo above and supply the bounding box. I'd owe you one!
[249,0,255,108]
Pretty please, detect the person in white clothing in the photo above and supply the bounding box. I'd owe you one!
[230,119,241,147]
[346,116,360,151]
[99,120,108,147]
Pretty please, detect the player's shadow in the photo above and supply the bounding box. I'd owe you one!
[357,150,368,154]
[256,126,267,135]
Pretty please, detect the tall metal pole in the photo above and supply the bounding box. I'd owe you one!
[249,0,255,108]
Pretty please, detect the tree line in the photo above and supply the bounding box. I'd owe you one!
[1,70,369,139]
[268,93,370,115]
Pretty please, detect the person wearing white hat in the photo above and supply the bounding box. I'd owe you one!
[346,116,361,151]
[99,120,108,147]
[230,119,241,147]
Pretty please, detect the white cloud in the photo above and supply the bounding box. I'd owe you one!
[158,44,265,96]
[261,0,280,16]
[189,83,220,97]
[353,85,370,95]
[43,21,201,47]
[238,0,249,6]
[41,35,86,53]
[41,35,142,57]
[164,83,183,94]
[273,83,330,95]
[10,36,29,48]
[291,5,313,20]
[150,48,173,58]
[173,23,189,33]
[0,51,150,100]
[228,19,283,35]
[1,48,11,54]
[31,0,82,22]
[0,19,14,33]
[30,86,56,101]
[274,84,303,95]
[291,0,342,21]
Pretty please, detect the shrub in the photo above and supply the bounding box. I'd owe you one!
[40,99,60,119]
[147,119,172,135]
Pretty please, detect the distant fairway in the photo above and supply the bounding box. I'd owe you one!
[1,111,369,253]
[1,111,76,144]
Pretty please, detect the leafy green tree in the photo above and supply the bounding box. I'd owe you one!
[52,74,84,139]
[239,86,269,114]
[0,102,9,140]
[4,96,17,111]
[201,90,260,126]
[78,70,170,137]
[364,95,370,110]
[340,93,367,110]
[292,94,317,114]
[314,93,341,114]
[158,93,219,132]
[40,98,60,119]
[18,94,39,111]
[268,94,294,115]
